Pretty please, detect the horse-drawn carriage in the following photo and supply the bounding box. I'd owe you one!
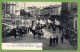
[31,25,44,39]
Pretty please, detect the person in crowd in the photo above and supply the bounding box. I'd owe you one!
[26,27,28,34]
[29,26,32,32]
[32,20,34,26]
[22,27,25,36]
[50,23,51,26]
[6,28,11,36]
[24,27,27,34]
[38,25,40,30]
[40,24,43,31]
[16,27,19,36]
[55,36,58,44]
[38,22,40,26]
[58,25,61,32]
[48,24,50,30]
[27,27,30,33]
[19,27,23,37]
[31,28,36,39]
[62,28,66,36]
[23,27,26,36]
[53,36,56,45]
[49,37,52,47]
[40,30,44,39]
[52,26,56,32]
[36,30,41,40]
[12,28,17,39]
[61,35,64,44]
[49,36,53,47]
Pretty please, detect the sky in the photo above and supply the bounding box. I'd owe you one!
[16,2,61,9]
[15,2,61,15]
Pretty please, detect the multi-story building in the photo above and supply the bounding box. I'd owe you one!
[2,2,16,16]
[2,2,22,27]
[2,2,16,23]
[70,2,77,32]
[39,5,61,18]
[61,2,77,48]
[61,2,77,29]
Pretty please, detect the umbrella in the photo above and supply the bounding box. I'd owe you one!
[55,19,60,25]
[39,20,46,24]
[48,19,53,23]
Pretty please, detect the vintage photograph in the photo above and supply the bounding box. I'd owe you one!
[2,2,77,50]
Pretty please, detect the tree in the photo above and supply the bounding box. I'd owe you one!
[20,9,26,16]
[27,12,32,17]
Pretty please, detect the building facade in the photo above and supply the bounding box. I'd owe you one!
[61,2,77,48]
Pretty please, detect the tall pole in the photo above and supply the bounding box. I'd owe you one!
[24,2,25,26]
[12,2,14,26]
[5,2,6,19]
[8,2,10,14]
[24,2,25,9]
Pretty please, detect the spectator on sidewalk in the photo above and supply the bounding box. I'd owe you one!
[53,36,56,45]
[49,36,53,47]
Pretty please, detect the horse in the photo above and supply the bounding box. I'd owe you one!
[31,28,43,39]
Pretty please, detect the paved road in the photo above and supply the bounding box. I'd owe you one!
[2,28,75,50]
[2,19,76,50]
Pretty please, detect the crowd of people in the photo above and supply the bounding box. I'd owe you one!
[5,18,71,43]
[5,19,45,39]
[2,17,77,48]
[49,33,65,47]
[6,26,30,39]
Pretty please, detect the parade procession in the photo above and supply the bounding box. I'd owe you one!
[2,2,77,50]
